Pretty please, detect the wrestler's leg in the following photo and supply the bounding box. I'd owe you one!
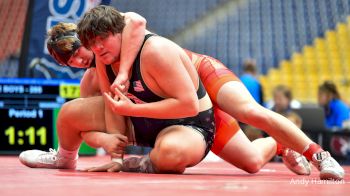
[123,125,208,174]
[215,83,346,180]
[80,68,100,97]
[211,108,277,173]
[150,125,207,173]
[217,131,276,174]
[197,60,315,175]
[196,56,343,179]
[58,96,127,157]
[196,58,316,160]
[57,96,107,150]
[216,81,312,154]
[79,71,127,159]
[195,57,307,152]
[19,96,126,169]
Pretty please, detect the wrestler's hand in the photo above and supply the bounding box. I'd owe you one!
[111,72,129,95]
[100,133,128,157]
[103,88,134,116]
[81,161,123,172]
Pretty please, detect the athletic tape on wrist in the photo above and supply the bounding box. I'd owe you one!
[111,158,123,165]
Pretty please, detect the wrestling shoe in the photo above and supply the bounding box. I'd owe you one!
[281,148,311,175]
[19,148,77,169]
[311,151,345,180]
[122,155,155,173]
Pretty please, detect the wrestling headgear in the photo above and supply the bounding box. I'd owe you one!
[47,30,81,66]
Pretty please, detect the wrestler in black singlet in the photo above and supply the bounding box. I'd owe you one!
[106,34,215,156]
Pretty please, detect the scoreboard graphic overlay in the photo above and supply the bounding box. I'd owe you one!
[0,78,95,155]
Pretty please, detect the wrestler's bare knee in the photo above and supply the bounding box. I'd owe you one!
[57,98,84,127]
[242,156,264,174]
[152,126,206,173]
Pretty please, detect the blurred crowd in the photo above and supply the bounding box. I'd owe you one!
[239,59,350,162]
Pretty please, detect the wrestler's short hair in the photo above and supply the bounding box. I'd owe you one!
[77,5,125,48]
[47,22,81,66]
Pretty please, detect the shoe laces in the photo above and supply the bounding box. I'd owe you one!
[38,148,58,163]
[320,156,336,169]
[312,151,333,170]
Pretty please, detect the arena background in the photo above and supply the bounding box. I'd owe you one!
[0,0,350,162]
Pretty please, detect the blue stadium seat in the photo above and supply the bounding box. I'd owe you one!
[111,0,350,75]
[111,0,227,36]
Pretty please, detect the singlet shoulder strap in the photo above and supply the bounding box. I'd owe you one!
[132,34,156,79]
[135,34,156,60]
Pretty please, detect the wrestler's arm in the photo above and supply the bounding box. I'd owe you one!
[79,130,128,172]
[106,40,199,119]
[111,12,146,93]
[80,68,128,157]
[80,131,127,155]
[77,64,129,171]
[77,59,128,172]
[95,58,127,135]
[80,68,101,97]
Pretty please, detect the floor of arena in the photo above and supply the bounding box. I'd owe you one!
[1,155,349,196]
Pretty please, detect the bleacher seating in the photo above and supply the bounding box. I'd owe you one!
[1,0,349,104]
[110,0,228,37]
[260,19,350,104]
[173,0,350,104]
[0,0,28,77]
[0,0,28,61]
[181,0,350,75]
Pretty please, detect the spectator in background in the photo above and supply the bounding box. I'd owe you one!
[284,111,303,129]
[243,125,264,141]
[268,85,301,114]
[240,59,264,105]
[318,81,350,128]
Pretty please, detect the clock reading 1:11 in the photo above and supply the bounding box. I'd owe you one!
[5,126,47,145]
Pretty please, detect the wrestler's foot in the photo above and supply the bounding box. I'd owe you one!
[122,155,155,173]
[19,148,77,169]
[311,151,345,180]
[281,148,311,175]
